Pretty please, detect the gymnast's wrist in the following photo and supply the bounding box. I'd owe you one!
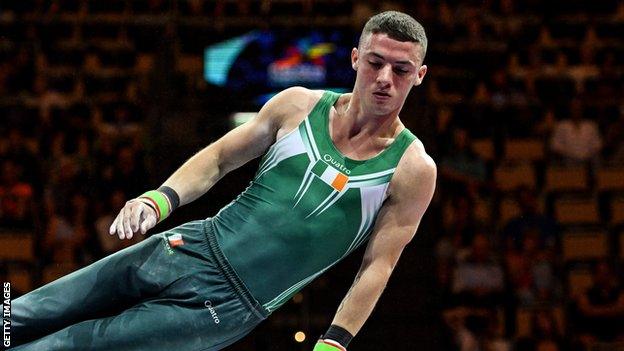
[313,339,347,351]
[314,324,353,350]
[138,186,180,223]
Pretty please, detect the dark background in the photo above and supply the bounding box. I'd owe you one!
[1,0,624,350]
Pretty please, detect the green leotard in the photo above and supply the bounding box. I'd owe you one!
[213,90,417,313]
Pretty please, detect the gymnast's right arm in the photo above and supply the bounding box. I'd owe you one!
[109,87,310,239]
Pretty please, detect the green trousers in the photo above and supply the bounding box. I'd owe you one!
[9,219,269,351]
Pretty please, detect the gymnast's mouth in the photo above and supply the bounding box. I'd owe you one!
[373,91,391,99]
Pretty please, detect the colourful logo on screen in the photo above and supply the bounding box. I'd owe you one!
[269,38,336,86]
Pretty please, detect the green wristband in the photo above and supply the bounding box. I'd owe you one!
[139,190,171,223]
[314,340,346,351]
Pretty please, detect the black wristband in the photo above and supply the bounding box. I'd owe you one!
[157,186,180,211]
[323,324,353,347]
[137,198,158,215]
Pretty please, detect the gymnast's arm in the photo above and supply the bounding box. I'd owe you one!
[109,87,314,239]
[327,142,436,339]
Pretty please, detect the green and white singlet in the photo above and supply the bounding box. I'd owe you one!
[213,90,417,313]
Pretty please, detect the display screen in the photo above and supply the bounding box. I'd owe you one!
[204,29,356,104]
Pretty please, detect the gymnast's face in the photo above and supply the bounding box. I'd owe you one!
[351,32,427,116]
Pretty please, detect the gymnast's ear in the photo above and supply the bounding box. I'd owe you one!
[351,47,359,71]
[414,65,428,86]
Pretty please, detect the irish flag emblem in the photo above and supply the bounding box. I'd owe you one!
[311,159,349,191]
[167,233,184,247]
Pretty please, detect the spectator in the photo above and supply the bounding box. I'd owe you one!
[30,73,70,124]
[442,194,480,250]
[490,69,512,109]
[42,192,91,265]
[516,309,564,351]
[93,133,117,194]
[543,52,570,78]
[582,27,603,51]
[452,233,505,308]
[472,81,491,106]
[3,127,40,189]
[105,104,142,143]
[502,187,558,253]
[573,260,624,348]
[110,144,147,196]
[519,46,544,97]
[436,195,479,300]
[569,46,599,93]
[507,53,525,82]
[534,108,557,137]
[0,159,34,229]
[72,133,96,183]
[439,127,487,197]
[444,307,484,351]
[536,25,557,49]
[550,100,602,164]
[492,0,523,39]
[443,307,511,351]
[464,17,484,43]
[505,228,557,306]
[45,141,82,215]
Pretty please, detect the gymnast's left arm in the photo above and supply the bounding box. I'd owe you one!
[315,145,436,350]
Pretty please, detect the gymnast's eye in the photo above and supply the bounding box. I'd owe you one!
[393,67,409,75]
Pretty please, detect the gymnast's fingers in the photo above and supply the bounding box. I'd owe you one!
[129,203,144,234]
[116,203,131,239]
[122,204,134,239]
[140,212,157,234]
[109,213,119,236]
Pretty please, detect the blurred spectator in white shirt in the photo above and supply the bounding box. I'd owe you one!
[453,233,505,308]
[550,100,602,163]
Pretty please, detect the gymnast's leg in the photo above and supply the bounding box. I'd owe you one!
[10,285,262,351]
[10,221,206,348]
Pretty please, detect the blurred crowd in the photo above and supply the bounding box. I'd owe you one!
[0,0,154,270]
[1,0,624,350]
[420,1,624,350]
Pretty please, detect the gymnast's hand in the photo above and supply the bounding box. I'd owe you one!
[109,199,158,240]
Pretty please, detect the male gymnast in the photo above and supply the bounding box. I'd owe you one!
[9,10,436,351]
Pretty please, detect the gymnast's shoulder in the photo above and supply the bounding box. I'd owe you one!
[261,86,324,118]
[387,136,437,204]
[258,87,325,140]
